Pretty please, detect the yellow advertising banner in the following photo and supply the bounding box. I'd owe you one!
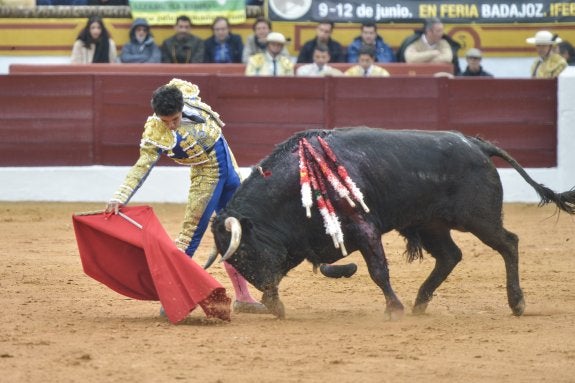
[128,0,246,25]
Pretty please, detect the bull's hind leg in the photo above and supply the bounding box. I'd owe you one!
[471,224,524,316]
[412,227,462,315]
[357,233,404,320]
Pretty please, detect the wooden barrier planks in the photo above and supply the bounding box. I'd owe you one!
[0,74,557,168]
[0,75,94,166]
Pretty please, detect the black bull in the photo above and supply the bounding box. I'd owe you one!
[211,128,575,319]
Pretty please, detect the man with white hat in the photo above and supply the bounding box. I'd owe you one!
[245,31,294,76]
[460,48,493,77]
[526,30,567,78]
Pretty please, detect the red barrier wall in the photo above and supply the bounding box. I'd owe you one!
[9,63,454,77]
[0,74,557,168]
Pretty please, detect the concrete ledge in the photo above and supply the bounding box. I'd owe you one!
[0,164,567,203]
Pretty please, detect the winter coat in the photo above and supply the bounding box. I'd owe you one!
[120,18,161,63]
[346,35,395,63]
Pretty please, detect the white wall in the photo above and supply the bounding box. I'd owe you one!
[0,56,71,74]
[458,57,533,78]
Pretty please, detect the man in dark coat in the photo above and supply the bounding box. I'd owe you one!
[297,21,345,63]
[160,15,204,63]
[203,16,244,63]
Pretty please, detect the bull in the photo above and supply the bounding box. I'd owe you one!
[211,127,575,319]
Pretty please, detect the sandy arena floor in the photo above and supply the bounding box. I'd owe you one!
[1,202,575,382]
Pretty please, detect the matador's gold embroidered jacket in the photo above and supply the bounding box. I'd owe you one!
[110,78,224,205]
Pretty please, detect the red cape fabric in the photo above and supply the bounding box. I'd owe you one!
[72,205,231,323]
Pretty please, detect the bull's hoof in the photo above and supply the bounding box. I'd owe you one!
[385,308,404,321]
[412,302,428,316]
[233,301,270,315]
[262,298,285,319]
[511,298,526,316]
[384,303,405,321]
[319,263,357,279]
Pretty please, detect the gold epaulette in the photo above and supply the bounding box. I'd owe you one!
[140,116,176,150]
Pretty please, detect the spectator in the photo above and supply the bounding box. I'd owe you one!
[297,21,345,63]
[296,44,342,77]
[71,16,117,64]
[105,78,268,315]
[119,18,161,63]
[347,22,395,64]
[245,32,294,76]
[344,47,390,77]
[203,16,244,63]
[160,15,204,64]
[526,30,567,78]
[557,41,575,66]
[460,48,493,77]
[242,16,289,63]
[397,18,462,75]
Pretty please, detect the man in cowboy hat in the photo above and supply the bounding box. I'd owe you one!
[245,31,294,76]
[526,30,567,78]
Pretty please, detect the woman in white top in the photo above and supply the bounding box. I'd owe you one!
[71,16,117,64]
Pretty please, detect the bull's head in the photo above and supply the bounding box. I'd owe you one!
[211,212,288,318]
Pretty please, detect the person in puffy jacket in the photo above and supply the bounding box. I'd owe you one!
[120,18,161,63]
[346,22,395,64]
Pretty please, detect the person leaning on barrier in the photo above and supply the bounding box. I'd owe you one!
[396,18,461,75]
[296,44,343,77]
[203,16,244,63]
[459,48,493,77]
[71,16,117,64]
[120,18,161,63]
[346,22,395,64]
[297,21,345,64]
[344,46,390,77]
[241,17,289,64]
[526,30,568,78]
[160,15,204,64]
[245,32,294,76]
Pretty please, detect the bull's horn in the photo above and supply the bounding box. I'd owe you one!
[220,217,242,262]
[203,246,219,269]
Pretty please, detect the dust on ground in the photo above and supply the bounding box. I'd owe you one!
[1,202,575,382]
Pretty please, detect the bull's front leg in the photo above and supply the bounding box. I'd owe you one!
[261,286,285,319]
[359,236,404,320]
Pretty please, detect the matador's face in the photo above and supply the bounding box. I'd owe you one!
[159,112,182,131]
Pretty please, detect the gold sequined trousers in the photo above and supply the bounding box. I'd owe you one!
[175,138,241,256]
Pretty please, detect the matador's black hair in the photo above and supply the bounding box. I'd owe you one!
[151,85,184,117]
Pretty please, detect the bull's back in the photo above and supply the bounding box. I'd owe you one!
[328,128,502,228]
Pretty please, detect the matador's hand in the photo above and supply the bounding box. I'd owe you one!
[105,201,122,215]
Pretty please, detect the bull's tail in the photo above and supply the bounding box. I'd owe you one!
[471,136,575,214]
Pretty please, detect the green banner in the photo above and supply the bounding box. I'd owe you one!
[268,0,575,23]
[129,0,246,25]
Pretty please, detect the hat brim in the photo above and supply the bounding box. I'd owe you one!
[526,37,562,45]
